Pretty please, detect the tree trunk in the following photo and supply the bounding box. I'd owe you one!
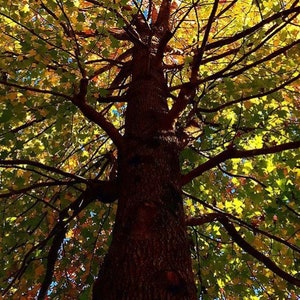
[93,44,197,300]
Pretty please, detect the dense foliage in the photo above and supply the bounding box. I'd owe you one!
[0,0,299,298]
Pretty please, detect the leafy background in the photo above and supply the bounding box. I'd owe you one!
[0,0,299,298]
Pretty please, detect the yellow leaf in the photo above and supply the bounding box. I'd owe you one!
[66,229,75,239]
[16,169,24,177]
[265,160,276,173]
[186,199,193,206]
[217,278,225,288]
[212,224,221,235]
[22,4,30,13]
[224,201,233,211]
[6,217,17,224]
[73,0,80,6]
[243,160,253,172]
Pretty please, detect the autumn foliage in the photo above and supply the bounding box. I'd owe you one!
[0,0,300,299]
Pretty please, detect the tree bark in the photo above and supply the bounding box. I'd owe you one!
[93,42,197,300]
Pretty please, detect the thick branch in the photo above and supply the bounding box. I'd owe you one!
[85,179,119,203]
[155,0,171,29]
[181,141,300,185]
[183,191,300,254]
[37,225,66,300]
[185,213,221,226]
[72,78,123,148]
[36,178,119,297]
[186,212,300,286]
[5,177,117,297]
[97,61,132,103]
[220,218,300,287]
[0,159,119,203]
[164,86,196,130]
[191,0,219,81]
[37,188,93,299]
[3,189,88,296]
[97,95,129,103]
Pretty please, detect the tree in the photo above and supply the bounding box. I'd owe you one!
[0,0,299,298]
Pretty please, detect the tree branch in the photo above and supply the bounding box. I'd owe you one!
[217,164,267,188]
[97,95,129,103]
[4,176,117,297]
[0,11,75,59]
[169,6,300,93]
[72,78,124,149]
[181,141,300,185]
[220,217,300,287]
[0,80,72,100]
[36,189,91,299]
[4,118,46,135]
[183,191,300,254]
[0,181,77,198]
[191,0,219,82]
[170,38,300,92]
[167,37,299,128]
[0,80,124,149]
[185,213,221,226]
[164,86,196,129]
[154,0,171,29]
[40,1,71,38]
[185,211,300,287]
[204,6,300,52]
[221,39,300,79]
[0,159,87,182]
[37,224,66,300]
[197,73,300,113]
[36,177,119,297]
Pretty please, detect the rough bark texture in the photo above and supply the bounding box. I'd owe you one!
[93,37,197,299]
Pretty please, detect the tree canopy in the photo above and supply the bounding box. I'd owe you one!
[0,0,300,299]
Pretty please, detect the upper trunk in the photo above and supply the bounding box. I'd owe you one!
[93,41,197,300]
